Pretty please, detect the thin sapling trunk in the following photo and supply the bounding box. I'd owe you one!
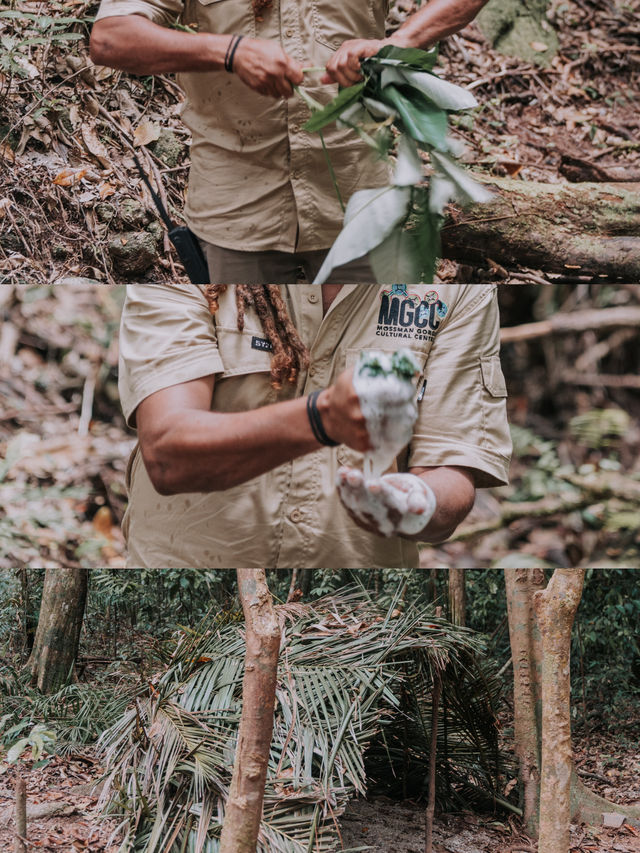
[220,570,281,853]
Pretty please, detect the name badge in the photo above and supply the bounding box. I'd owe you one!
[251,336,273,353]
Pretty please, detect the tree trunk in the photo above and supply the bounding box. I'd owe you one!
[442,180,640,279]
[533,570,585,853]
[504,569,640,841]
[220,570,281,853]
[447,569,466,627]
[28,569,87,694]
[504,568,546,833]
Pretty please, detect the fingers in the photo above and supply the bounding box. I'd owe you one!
[323,39,384,87]
[234,39,303,99]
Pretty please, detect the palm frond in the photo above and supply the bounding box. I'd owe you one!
[98,588,512,852]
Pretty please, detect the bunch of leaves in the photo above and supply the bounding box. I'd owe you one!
[571,568,640,725]
[88,569,239,637]
[0,720,57,772]
[0,9,91,83]
[98,588,508,853]
[0,664,139,757]
[366,647,517,814]
[298,46,492,284]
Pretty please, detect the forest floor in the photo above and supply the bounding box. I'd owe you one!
[1,718,639,852]
[1,283,640,569]
[1,0,639,284]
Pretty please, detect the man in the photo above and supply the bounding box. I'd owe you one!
[90,0,489,283]
[118,284,511,568]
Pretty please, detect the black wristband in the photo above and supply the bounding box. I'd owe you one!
[225,34,244,73]
[307,390,339,448]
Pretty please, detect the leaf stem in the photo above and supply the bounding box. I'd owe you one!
[319,130,345,213]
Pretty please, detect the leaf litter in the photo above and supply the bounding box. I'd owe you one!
[0,0,639,284]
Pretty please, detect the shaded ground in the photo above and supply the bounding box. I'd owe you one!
[1,723,638,852]
[0,0,638,284]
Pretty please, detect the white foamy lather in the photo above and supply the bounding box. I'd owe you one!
[353,349,420,479]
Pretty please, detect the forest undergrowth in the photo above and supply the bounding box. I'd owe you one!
[0,0,639,283]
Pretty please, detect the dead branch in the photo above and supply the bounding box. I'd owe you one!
[501,306,640,343]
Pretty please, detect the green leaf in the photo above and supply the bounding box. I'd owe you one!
[430,151,494,205]
[303,82,366,132]
[393,134,424,186]
[382,84,449,150]
[365,44,439,72]
[5,738,29,764]
[382,66,478,111]
[312,186,411,284]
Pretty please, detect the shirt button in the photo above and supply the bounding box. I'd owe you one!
[308,292,319,303]
[285,28,293,37]
[290,508,303,523]
[292,170,300,179]
[309,365,318,376]
[291,124,300,134]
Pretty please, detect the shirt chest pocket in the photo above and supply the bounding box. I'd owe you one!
[191,0,256,38]
[311,0,387,49]
[213,326,276,412]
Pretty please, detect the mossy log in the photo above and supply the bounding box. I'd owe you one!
[442,179,640,279]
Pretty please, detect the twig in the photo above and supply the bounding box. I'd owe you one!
[78,366,97,437]
[425,667,442,853]
[14,776,27,853]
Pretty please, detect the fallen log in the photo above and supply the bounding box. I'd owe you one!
[442,179,640,279]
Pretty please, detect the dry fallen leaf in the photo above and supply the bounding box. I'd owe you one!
[133,119,161,147]
[82,124,112,169]
[530,41,549,52]
[53,167,88,187]
[99,181,117,199]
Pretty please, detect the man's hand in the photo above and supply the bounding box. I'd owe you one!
[321,38,388,86]
[338,469,437,538]
[317,369,373,453]
[234,38,304,98]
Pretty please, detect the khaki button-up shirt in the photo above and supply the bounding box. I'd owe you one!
[95,0,391,252]
[119,284,512,569]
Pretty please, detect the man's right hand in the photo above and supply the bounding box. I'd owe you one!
[233,38,303,98]
[317,369,373,453]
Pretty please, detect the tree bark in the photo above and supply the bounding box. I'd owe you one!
[533,569,585,853]
[220,570,281,853]
[28,569,87,694]
[442,180,640,279]
[447,569,466,627]
[505,569,640,841]
[504,568,546,833]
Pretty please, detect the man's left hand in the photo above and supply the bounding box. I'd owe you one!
[337,468,437,539]
[321,39,388,87]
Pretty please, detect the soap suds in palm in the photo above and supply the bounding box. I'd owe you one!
[338,350,437,537]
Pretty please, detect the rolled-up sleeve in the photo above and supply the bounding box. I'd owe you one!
[118,284,224,428]
[409,285,512,488]
[95,0,183,27]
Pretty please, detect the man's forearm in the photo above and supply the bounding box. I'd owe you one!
[143,396,324,495]
[90,16,228,74]
[390,0,488,49]
[409,466,476,543]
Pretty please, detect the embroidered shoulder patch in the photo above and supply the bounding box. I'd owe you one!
[377,285,449,343]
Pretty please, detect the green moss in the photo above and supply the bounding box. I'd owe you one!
[477,0,558,66]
